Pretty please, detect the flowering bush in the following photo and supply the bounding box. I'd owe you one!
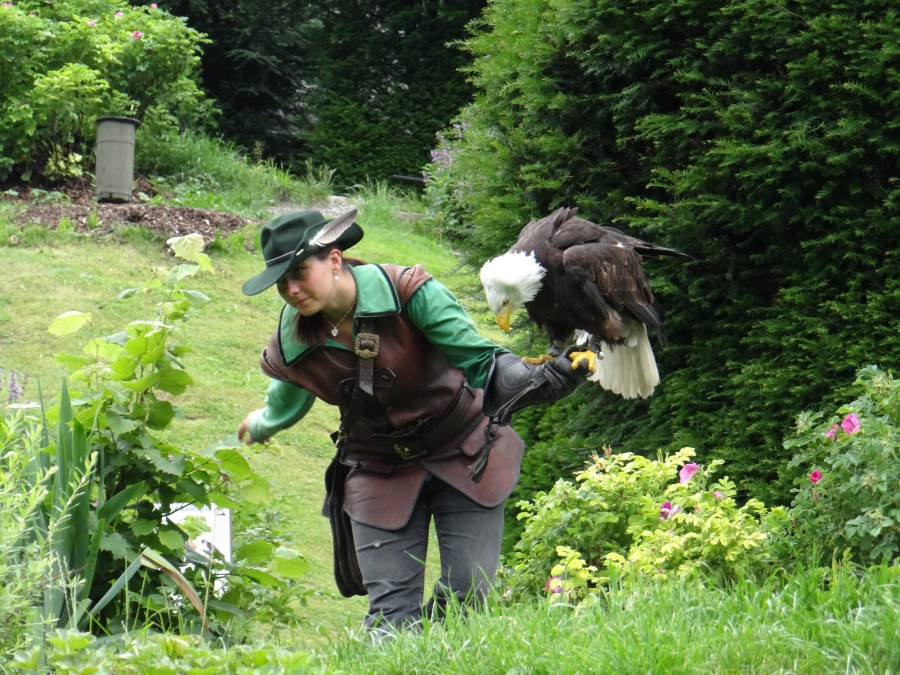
[501,447,788,606]
[0,0,213,182]
[785,365,899,564]
[421,122,473,242]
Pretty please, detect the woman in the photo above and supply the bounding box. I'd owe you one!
[238,208,585,635]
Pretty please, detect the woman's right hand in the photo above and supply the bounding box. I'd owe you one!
[237,411,271,446]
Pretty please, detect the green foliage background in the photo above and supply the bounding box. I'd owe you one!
[152,0,316,164]
[302,0,485,187]
[436,0,899,505]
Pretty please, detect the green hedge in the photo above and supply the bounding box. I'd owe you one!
[302,0,485,188]
[432,0,899,504]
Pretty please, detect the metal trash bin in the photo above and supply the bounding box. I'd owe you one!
[95,116,139,203]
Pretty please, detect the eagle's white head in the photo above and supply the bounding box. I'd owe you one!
[479,251,546,332]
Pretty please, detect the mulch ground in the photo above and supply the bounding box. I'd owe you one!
[3,178,258,243]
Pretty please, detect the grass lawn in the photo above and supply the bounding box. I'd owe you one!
[0,201,512,641]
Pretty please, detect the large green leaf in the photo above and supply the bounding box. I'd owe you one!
[99,531,132,560]
[239,475,271,504]
[117,371,159,392]
[124,329,167,364]
[107,352,137,380]
[140,548,208,632]
[156,365,194,395]
[145,399,177,430]
[167,234,213,271]
[54,353,94,371]
[131,518,157,537]
[157,527,185,553]
[236,540,273,564]
[215,448,252,477]
[105,413,139,435]
[97,480,148,520]
[272,547,309,579]
[82,554,144,628]
[48,310,91,336]
[82,337,122,362]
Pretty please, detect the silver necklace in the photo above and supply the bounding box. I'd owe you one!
[325,302,355,337]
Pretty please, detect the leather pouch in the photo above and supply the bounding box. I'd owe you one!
[323,454,366,597]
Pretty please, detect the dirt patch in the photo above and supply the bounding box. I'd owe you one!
[3,178,258,243]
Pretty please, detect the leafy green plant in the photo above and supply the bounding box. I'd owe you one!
[10,564,900,672]
[0,413,53,660]
[9,626,321,673]
[785,365,899,565]
[27,63,127,181]
[31,234,296,637]
[420,124,474,243]
[503,447,788,606]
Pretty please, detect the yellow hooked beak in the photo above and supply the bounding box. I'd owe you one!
[495,307,512,332]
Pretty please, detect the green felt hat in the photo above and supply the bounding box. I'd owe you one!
[241,208,362,296]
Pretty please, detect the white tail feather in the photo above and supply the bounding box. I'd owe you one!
[589,321,659,399]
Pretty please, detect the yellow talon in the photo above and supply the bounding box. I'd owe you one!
[568,350,598,372]
[522,353,554,365]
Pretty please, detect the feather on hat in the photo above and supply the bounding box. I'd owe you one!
[241,208,362,296]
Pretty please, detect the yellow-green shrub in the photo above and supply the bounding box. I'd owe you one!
[503,448,789,606]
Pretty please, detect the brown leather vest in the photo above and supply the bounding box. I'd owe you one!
[260,263,524,529]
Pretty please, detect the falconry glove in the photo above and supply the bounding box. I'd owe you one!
[483,350,588,424]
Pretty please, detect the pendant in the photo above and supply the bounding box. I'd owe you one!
[331,326,339,337]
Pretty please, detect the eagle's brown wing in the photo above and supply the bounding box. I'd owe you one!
[562,242,666,346]
[511,207,578,259]
[507,206,683,349]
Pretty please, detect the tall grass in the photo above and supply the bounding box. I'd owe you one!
[0,414,54,661]
[136,129,335,217]
[11,564,899,672]
[323,565,899,674]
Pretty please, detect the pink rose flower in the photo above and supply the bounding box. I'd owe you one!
[826,424,839,440]
[679,463,699,484]
[841,413,860,435]
[115,11,124,17]
[659,501,680,520]
[545,576,563,594]
[713,490,723,501]
[132,30,143,39]
[809,469,822,484]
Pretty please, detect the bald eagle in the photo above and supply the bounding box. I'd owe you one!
[480,207,688,400]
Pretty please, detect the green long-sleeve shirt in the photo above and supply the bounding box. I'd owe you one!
[247,264,504,441]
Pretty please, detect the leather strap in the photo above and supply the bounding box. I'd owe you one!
[354,327,379,395]
[335,318,378,446]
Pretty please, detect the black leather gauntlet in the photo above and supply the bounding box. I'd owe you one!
[483,351,587,423]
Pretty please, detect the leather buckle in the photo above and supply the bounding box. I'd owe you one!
[393,443,426,460]
[355,332,379,359]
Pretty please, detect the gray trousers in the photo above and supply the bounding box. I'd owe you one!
[350,473,504,632]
